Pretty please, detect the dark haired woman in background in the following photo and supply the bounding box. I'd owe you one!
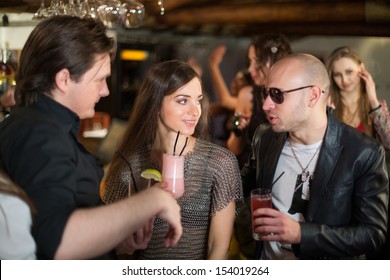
[226,34,292,167]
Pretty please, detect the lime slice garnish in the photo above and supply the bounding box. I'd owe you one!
[140,169,162,182]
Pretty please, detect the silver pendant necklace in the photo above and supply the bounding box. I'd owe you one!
[288,138,321,181]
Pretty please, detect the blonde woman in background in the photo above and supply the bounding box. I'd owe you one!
[326,46,390,149]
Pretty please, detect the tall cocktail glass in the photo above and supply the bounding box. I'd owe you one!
[162,153,184,199]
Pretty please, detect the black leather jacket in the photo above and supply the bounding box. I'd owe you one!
[241,112,389,259]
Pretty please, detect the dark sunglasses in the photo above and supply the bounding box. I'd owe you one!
[262,85,318,104]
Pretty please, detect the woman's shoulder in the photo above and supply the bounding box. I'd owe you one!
[0,193,31,217]
[0,193,36,260]
[0,194,32,234]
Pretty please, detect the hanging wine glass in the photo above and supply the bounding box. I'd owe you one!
[120,0,145,29]
[79,0,99,19]
[96,0,126,29]
[87,0,99,19]
[78,0,90,18]
[45,0,65,17]
[64,0,79,17]
[74,0,83,17]
[33,0,48,20]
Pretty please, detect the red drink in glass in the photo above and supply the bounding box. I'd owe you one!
[251,188,272,240]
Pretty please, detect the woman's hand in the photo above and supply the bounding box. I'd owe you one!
[208,45,226,68]
[231,112,251,136]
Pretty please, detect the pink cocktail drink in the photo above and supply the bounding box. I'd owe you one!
[251,188,272,240]
[162,154,185,199]
[164,178,184,198]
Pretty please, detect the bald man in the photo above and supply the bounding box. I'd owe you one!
[241,53,388,259]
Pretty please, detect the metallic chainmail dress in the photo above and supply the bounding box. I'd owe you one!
[103,138,243,259]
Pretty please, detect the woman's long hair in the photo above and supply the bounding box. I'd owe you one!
[326,46,372,136]
[247,34,292,139]
[109,60,209,167]
[250,33,292,78]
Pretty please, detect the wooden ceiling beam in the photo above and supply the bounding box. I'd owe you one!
[157,2,390,24]
[143,0,196,15]
[1,1,389,37]
[0,1,53,11]
[241,23,390,37]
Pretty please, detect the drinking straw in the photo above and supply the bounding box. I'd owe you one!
[270,171,285,188]
[173,131,180,155]
[179,137,189,156]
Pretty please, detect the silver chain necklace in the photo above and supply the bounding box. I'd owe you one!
[288,138,321,181]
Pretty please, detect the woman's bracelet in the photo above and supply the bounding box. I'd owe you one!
[369,104,382,114]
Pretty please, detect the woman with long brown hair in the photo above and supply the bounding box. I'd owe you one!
[103,60,242,259]
[223,34,292,168]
